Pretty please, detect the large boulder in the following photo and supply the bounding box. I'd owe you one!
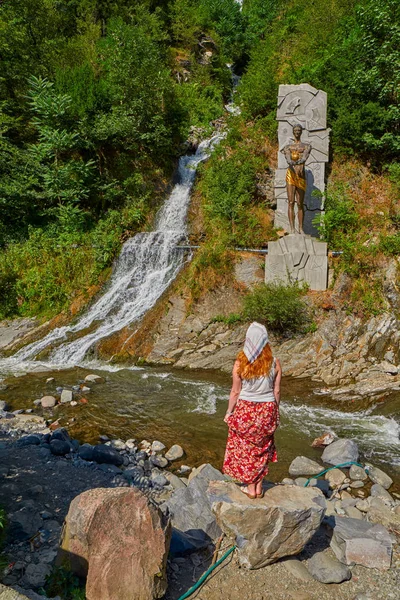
[58,487,170,600]
[208,481,326,569]
[164,463,227,549]
[321,439,359,466]
[288,456,323,477]
[329,516,392,570]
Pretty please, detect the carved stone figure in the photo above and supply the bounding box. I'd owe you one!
[282,124,311,234]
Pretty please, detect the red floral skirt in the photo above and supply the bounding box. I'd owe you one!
[223,399,278,485]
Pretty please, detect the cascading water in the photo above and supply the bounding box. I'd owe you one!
[11,134,223,367]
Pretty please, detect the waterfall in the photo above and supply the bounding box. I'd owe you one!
[12,134,223,367]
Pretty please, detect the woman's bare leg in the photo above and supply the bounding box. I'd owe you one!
[255,478,263,496]
[247,482,257,496]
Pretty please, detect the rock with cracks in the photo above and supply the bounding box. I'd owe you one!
[329,516,392,570]
[208,481,326,569]
[58,487,170,600]
[321,438,359,466]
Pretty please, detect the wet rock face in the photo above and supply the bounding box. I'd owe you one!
[209,481,326,569]
[59,487,171,600]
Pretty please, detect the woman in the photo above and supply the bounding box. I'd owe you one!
[223,322,281,499]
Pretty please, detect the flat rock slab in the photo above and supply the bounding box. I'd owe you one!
[308,550,351,583]
[329,516,392,570]
[289,456,323,476]
[209,481,326,569]
[59,487,170,600]
[321,439,359,466]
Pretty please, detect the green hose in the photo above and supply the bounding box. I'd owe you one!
[177,545,236,600]
[303,461,364,486]
[176,461,364,599]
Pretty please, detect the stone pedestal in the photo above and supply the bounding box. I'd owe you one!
[265,234,328,291]
[274,84,330,236]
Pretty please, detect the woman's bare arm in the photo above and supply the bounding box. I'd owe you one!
[274,358,282,406]
[224,360,242,422]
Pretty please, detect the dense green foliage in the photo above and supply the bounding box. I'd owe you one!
[243,282,312,334]
[44,565,85,600]
[0,0,399,320]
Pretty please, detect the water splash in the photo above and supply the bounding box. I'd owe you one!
[11,135,223,367]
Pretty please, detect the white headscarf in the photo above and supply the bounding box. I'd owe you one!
[243,322,269,364]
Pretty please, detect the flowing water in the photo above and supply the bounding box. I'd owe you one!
[1,365,399,489]
[7,134,223,368]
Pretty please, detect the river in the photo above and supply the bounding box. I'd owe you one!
[1,363,399,490]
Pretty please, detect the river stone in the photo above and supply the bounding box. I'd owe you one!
[40,395,56,408]
[281,477,295,485]
[370,483,394,505]
[84,374,104,383]
[350,480,364,488]
[50,440,71,456]
[60,389,73,403]
[51,427,71,442]
[110,439,126,451]
[92,444,123,466]
[151,455,168,468]
[356,499,370,512]
[329,516,392,569]
[58,487,170,600]
[165,444,184,462]
[18,434,41,446]
[365,464,393,490]
[209,482,326,569]
[151,440,166,453]
[349,464,368,481]
[325,468,346,488]
[282,558,314,582]
[289,456,323,477]
[343,506,363,520]
[321,439,359,466]
[79,443,95,461]
[308,550,351,583]
[164,463,227,549]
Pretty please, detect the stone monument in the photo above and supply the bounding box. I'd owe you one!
[265,84,329,291]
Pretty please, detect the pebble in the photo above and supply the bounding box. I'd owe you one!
[165,444,184,461]
[349,464,368,481]
[60,389,73,403]
[350,480,364,488]
[81,386,91,393]
[41,395,56,408]
[150,455,168,468]
[84,374,104,383]
[178,465,191,475]
[151,440,166,453]
[70,401,78,407]
[46,377,55,383]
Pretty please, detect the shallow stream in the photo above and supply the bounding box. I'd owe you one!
[1,363,399,489]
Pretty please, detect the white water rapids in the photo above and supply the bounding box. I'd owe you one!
[9,135,222,367]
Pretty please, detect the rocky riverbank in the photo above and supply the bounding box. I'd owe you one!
[1,405,399,600]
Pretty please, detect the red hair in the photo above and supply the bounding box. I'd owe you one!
[236,343,273,380]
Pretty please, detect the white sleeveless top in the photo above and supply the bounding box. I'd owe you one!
[239,359,276,403]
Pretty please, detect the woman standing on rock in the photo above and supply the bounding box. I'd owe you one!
[223,322,281,499]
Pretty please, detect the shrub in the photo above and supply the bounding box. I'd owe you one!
[242,282,311,334]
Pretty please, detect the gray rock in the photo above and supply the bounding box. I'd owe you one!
[209,482,326,569]
[151,440,166,453]
[51,428,70,442]
[78,443,95,461]
[343,506,363,520]
[294,477,308,487]
[350,480,364,488]
[81,386,91,393]
[288,456,323,476]
[110,439,126,451]
[367,497,400,530]
[60,389,73,403]
[152,474,169,487]
[23,562,52,587]
[41,395,57,408]
[329,516,392,569]
[308,550,351,583]
[365,464,393,490]
[50,440,71,456]
[98,463,122,474]
[355,499,370,512]
[46,377,55,383]
[349,464,368,481]
[92,444,123,466]
[165,444,184,462]
[150,455,168,468]
[18,434,41,446]
[321,439,359,466]
[164,471,187,490]
[282,558,314,582]
[281,478,295,485]
[165,463,227,549]
[10,504,43,538]
[370,483,394,505]
[177,465,191,475]
[0,401,8,411]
